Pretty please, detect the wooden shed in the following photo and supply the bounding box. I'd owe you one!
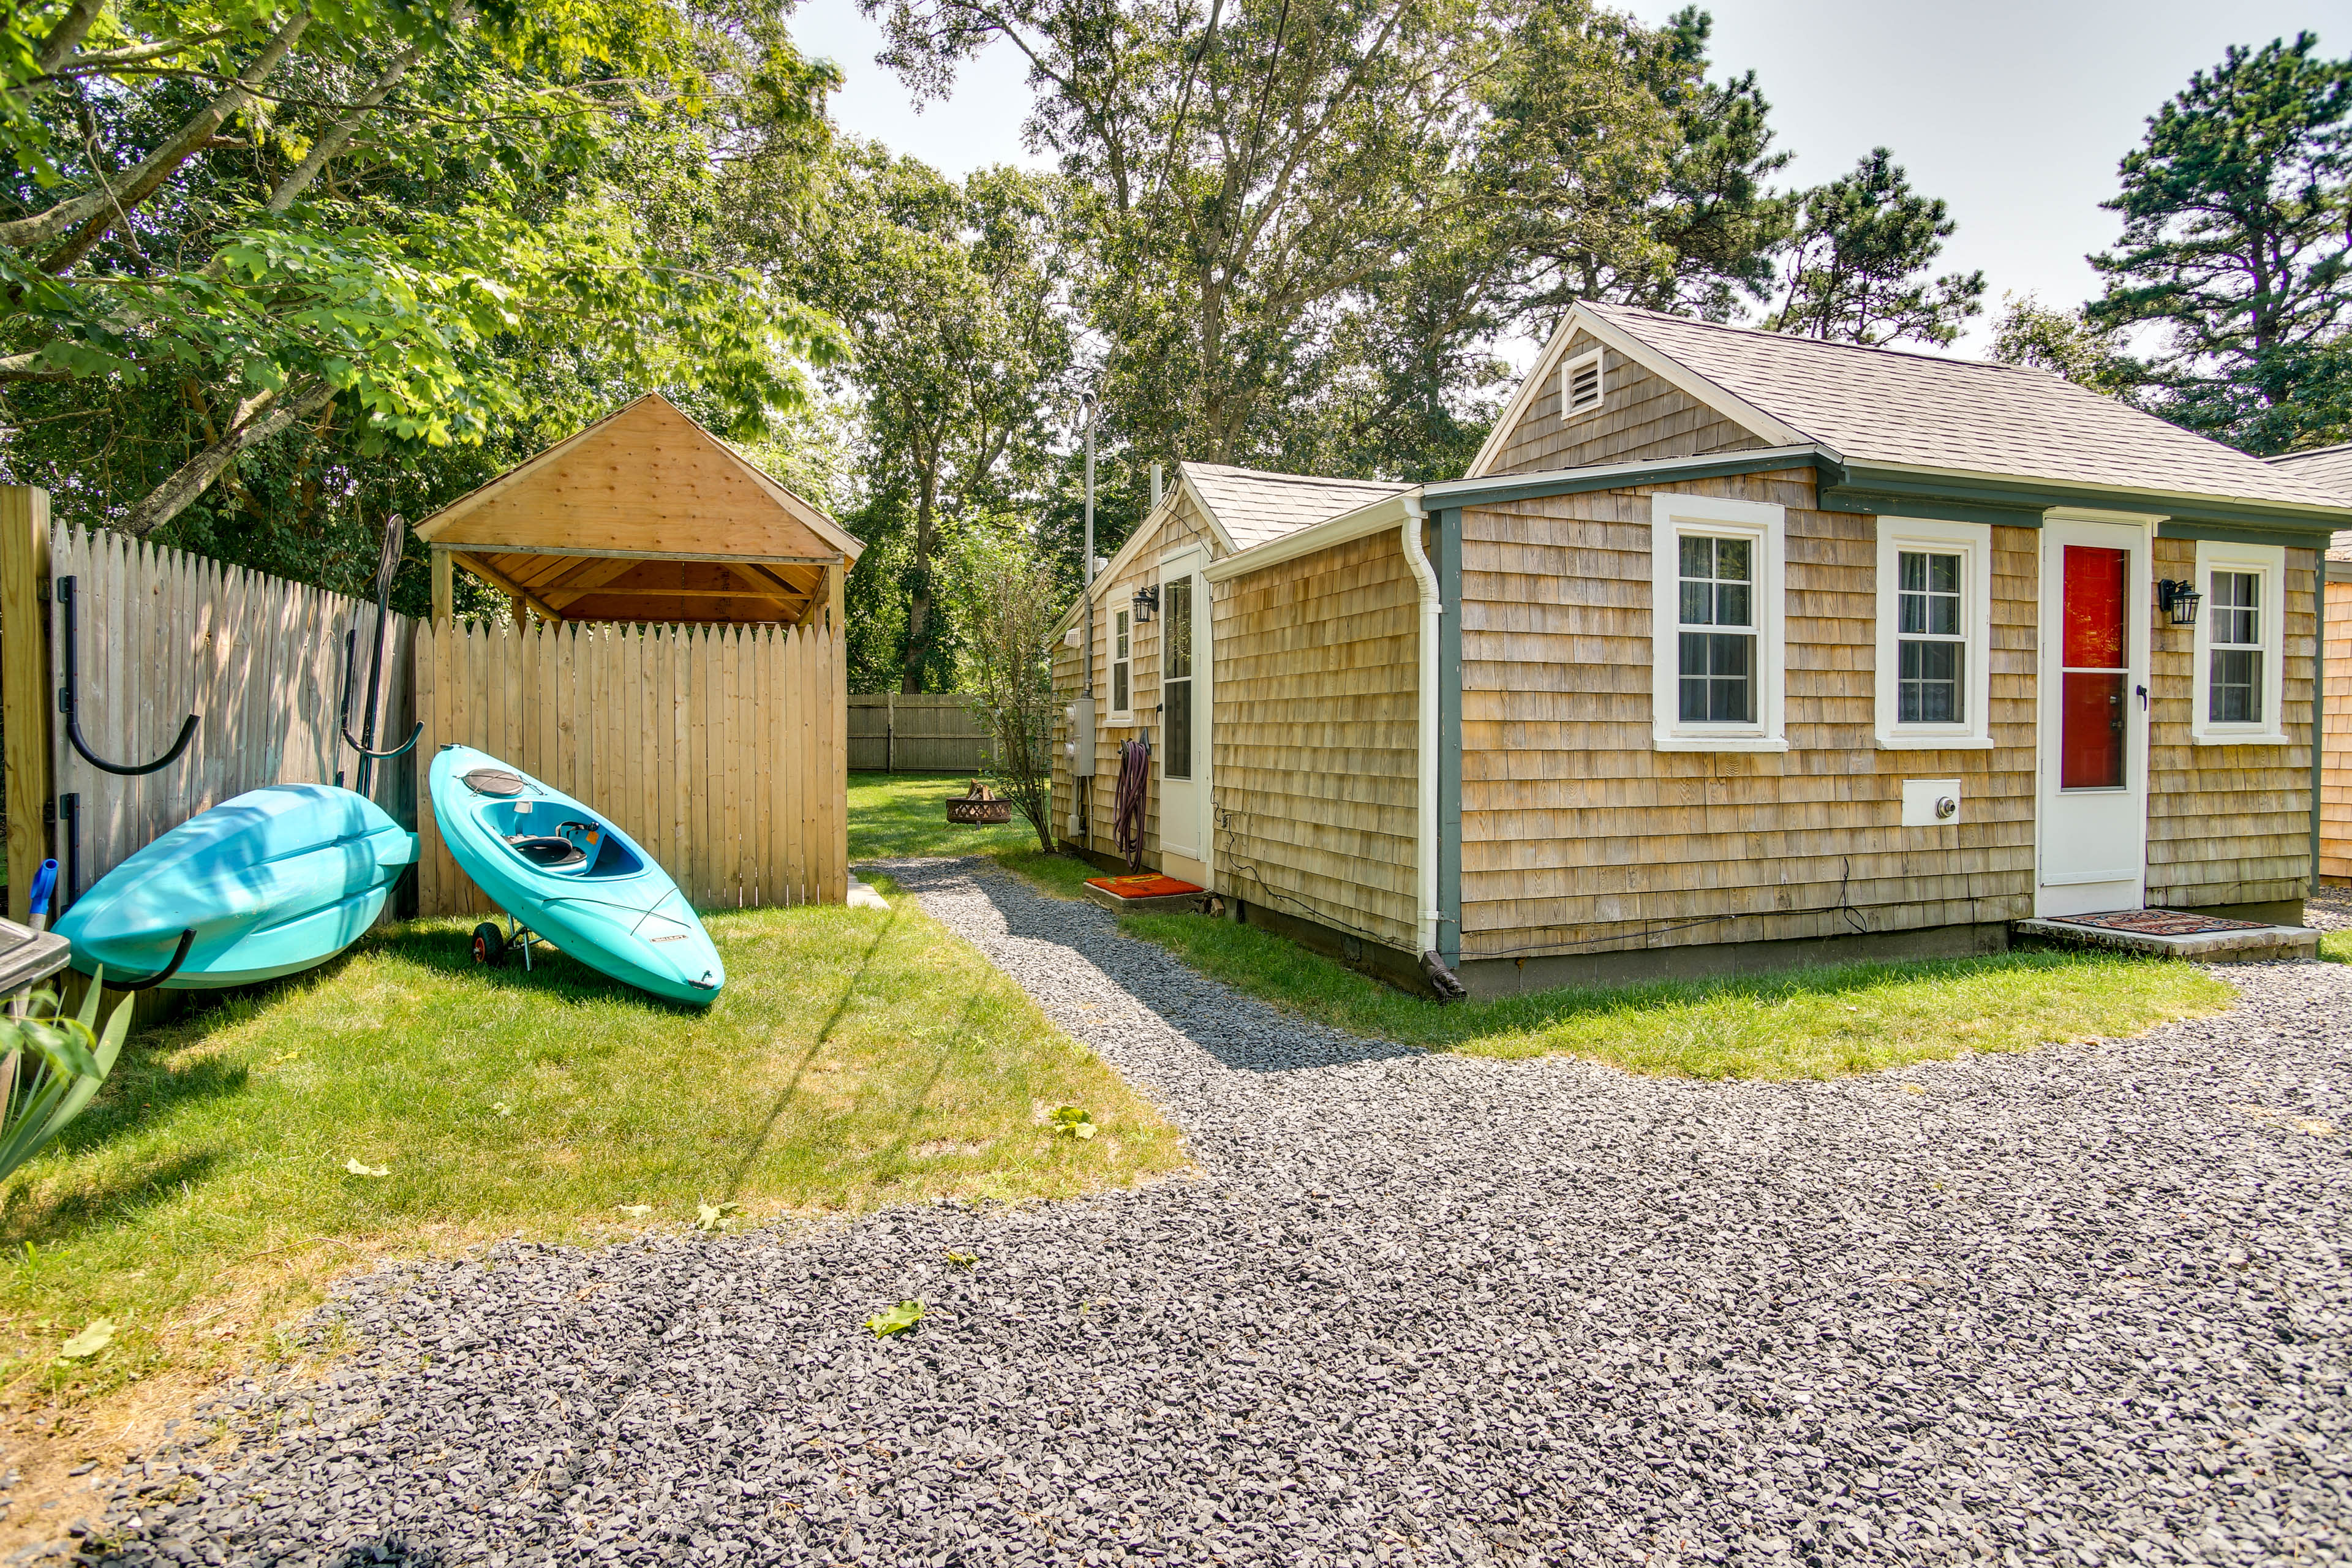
[410,394,862,914]
[1054,306,2351,996]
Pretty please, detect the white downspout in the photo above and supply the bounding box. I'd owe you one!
[1400,497,1441,957]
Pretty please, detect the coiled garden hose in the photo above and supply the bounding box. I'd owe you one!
[1114,737,1150,870]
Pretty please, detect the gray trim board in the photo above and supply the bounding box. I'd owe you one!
[2155,520,2346,548]
[1421,446,1838,510]
[1818,488,2045,527]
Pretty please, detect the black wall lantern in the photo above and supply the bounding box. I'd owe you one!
[2155,578,2202,627]
[1131,582,1159,624]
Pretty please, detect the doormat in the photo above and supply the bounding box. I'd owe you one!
[1085,873,1204,900]
[2050,908,2272,937]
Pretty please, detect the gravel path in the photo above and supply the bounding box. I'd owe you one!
[91,859,2352,1567]
[2303,886,2351,933]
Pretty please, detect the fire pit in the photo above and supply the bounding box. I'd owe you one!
[946,780,1012,825]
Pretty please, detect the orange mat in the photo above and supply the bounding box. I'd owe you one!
[1085,873,1204,899]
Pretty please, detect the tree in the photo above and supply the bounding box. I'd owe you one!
[1508,6,1792,322]
[1766,148,1984,346]
[950,531,1065,851]
[2086,34,2352,452]
[1988,292,2139,399]
[1,0,843,554]
[863,0,1684,473]
[788,148,1076,692]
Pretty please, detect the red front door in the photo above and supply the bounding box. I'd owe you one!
[2059,545,2128,790]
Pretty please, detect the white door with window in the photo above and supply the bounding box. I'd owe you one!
[2035,516,2150,916]
[1155,548,1212,886]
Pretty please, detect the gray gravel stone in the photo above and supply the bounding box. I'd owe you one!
[85,857,2352,1567]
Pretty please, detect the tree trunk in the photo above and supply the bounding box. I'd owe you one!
[900,458,942,694]
[4,11,311,267]
[121,379,334,537]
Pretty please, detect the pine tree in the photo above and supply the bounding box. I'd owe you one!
[1765,148,1984,347]
[2086,34,2352,452]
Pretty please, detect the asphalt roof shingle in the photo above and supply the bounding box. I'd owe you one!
[1583,302,2343,513]
[1181,462,1411,549]
[2263,443,2352,558]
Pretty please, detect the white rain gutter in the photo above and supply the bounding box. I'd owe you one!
[1398,495,1442,959]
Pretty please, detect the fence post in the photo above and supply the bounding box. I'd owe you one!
[0,486,51,923]
[884,689,894,774]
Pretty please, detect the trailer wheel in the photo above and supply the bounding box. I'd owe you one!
[471,922,507,967]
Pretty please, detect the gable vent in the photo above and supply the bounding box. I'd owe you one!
[1562,349,1604,419]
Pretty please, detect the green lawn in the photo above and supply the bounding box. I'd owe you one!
[2322,929,2350,965]
[1123,913,2231,1080]
[847,771,2236,1082]
[0,891,1180,1423]
[849,771,1093,895]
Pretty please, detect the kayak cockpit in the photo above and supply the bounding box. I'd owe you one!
[477,799,644,880]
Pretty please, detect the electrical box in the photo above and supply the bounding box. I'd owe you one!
[1901,778,1961,827]
[1065,696,1096,778]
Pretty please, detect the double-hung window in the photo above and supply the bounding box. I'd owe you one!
[1678,537,1755,722]
[1109,607,1133,723]
[1874,518,1993,748]
[2190,539,2286,744]
[1650,493,1785,751]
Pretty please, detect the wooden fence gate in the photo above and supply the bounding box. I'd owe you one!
[2,493,418,920]
[414,619,845,915]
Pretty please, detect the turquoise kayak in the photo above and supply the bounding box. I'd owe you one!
[428,745,724,1005]
[55,784,418,989]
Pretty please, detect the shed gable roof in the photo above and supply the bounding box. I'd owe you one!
[413,393,862,563]
[1480,302,2341,515]
[2264,443,2352,559]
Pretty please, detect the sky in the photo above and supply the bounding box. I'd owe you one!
[786,0,2352,360]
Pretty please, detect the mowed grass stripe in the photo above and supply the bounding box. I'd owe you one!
[0,894,1180,1404]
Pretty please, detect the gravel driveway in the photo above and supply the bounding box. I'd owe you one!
[92,860,2351,1567]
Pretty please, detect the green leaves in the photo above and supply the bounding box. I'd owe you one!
[864,1299,924,1338]
[695,1200,744,1234]
[57,1318,115,1362]
[0,982,132,1188]
[1046,1106,1096,1140]
[4,0,846,541]
[944,1250,978,1267]
[2087,34,2352,451]
[1764,148,1984,348]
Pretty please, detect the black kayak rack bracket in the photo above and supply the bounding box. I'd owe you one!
[57,575,200,777]
[338,627,423,760]
[100,928,196,992]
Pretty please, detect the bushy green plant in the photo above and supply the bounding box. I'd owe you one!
[0,981,130,1185]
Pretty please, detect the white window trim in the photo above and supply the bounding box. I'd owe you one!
[1874,517,1995,750]
[2190,538,2288,746]
[1106,605,1134,726]
[1559,347,1605,424]
[1650,492,1787,752]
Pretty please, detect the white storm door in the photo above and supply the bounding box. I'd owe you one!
[2035,517,2150,916]
[1156,548,1210,875]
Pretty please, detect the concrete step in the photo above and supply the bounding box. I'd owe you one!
[2012,913,2319,962]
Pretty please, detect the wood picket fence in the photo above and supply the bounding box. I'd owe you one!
[43,522,418,898]
[414,619,845,916]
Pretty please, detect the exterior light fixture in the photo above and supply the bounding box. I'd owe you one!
[1132,583,1159,624]
[2155,578,2201,627]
